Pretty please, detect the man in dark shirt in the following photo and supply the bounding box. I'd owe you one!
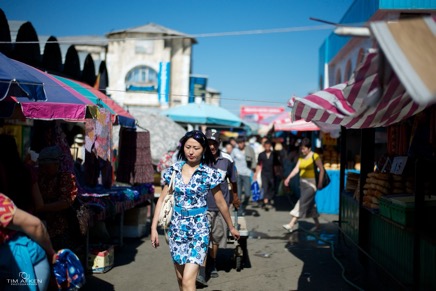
[254,139,276,210]
[196,129,239,287]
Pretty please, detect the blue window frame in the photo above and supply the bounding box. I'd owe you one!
[125,66,158,92]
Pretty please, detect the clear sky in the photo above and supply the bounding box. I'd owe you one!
[1,0,353,115]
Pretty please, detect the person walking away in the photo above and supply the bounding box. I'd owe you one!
[231,137,255,215]
[253,139,276,210]
[150,130,240,291]
[273,142,286,195]
[282,137,324,232]
[281,140,301,205]
[244,138,257,174]
[195,129,239,286]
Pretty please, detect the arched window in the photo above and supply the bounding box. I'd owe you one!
[125,66,158,91]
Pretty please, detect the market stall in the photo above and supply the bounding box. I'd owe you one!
[0,53,155,273]
[290,18,436,289]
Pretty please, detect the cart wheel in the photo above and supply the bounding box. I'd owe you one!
[235,256,242,272]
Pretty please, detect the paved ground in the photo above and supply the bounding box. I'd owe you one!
[81,196,405,291]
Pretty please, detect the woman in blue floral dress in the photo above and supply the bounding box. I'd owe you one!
[151,130,240,290]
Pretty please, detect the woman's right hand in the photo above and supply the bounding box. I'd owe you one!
[150,229,160,248]
[284,177,290,187]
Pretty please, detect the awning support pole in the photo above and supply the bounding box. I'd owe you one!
[358,128,374,265]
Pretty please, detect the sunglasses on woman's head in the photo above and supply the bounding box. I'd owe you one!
[185,130,204,138]
[185,130,205,141]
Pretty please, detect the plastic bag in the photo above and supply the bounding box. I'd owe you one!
[53,249,86,290]
[251,181,261,202]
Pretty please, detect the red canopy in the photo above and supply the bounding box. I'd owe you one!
[290,52,429,129]
[258,111,319,134]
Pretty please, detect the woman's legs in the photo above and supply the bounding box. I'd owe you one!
[174,263,200,291]
[174,264,184,290]
[283,198,300,231]
[288,216,298,228]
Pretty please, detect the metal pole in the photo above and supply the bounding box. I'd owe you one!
[339,126,347,227]
[358,128,375,264]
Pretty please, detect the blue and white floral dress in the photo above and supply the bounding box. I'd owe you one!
[163,161,224,265]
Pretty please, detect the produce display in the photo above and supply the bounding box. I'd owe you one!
[345,172,359,193]
[322,146,340,170]
[361,172,415,210]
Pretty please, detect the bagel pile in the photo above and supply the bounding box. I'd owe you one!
[362,172,391,209]
[345,172,360,193]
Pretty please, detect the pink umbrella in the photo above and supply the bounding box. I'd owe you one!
[0,55,97,121]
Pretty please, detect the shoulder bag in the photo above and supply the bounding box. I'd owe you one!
[157,170,176,229]
[312,154,331,190]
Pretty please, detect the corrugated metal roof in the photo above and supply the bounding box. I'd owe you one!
[107,22,196,42]
[56,35,108,46]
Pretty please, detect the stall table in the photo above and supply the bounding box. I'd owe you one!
[79,184,154,271]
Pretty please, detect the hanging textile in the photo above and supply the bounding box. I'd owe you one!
[83,109,113,188]
[116,128,154,184]
[85,110,111,161]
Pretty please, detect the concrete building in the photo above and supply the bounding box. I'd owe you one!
[104,23,197,109]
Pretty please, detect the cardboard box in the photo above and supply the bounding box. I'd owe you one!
[124,206,148,226]
[87,245,114,273]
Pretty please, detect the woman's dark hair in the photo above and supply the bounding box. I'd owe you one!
[177,130,215,165]
[300,137,312,148]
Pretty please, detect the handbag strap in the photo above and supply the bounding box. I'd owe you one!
[311,152,317,168]
[168,170,176,195]
[312,153,320,179]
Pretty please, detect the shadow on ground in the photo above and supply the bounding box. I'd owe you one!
[81,275,115,290]
[284,220,408,291]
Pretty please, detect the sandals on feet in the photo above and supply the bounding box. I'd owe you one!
[282,224,295,232]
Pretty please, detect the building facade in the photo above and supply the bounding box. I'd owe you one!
[319,0,436,89]
[104,23,197,108]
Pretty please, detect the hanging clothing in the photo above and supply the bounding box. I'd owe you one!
[116,129,154,184]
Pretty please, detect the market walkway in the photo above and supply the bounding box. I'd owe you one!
[82,196,405,291]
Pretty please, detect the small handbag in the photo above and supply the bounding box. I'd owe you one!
[312,154,331,190]
[157,170,176,229]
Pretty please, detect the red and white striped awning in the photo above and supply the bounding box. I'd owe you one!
[273,112,319,131]
[290,52,430,129]
[258,111,319,134]
[370,17,436,106]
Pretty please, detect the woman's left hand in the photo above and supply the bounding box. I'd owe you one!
[229,227,240,240]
